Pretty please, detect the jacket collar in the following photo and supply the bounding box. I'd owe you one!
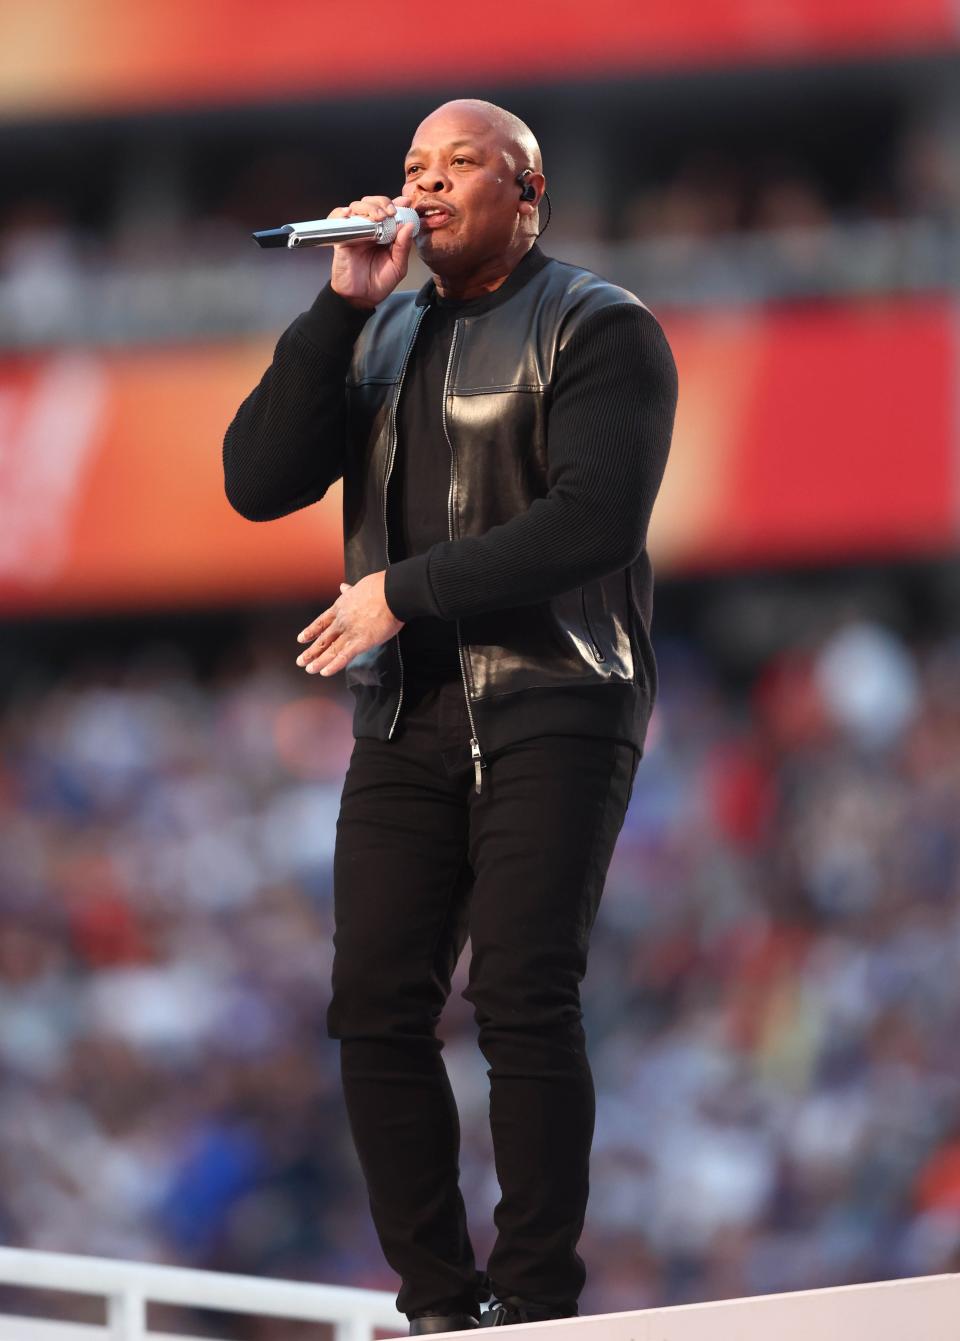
[414,243,549,316]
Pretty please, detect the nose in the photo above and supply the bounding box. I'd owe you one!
[414,166,451,195]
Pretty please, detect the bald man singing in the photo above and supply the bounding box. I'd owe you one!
[224,99,678,1333]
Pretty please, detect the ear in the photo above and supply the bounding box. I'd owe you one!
[518,170,546,215]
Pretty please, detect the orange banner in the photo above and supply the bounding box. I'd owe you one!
[0,296,955,617]
[0,340,343,615]
[2,0,957,122]
[651,295,956,574]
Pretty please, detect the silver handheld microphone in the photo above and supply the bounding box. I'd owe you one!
[252,207,420,249]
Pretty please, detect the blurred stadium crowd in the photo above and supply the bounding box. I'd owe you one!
[2,58,959,347]
[1,609,959,1334]
[3,10,960,1336]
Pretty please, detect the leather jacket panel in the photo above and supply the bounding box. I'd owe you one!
[341,259,647,712]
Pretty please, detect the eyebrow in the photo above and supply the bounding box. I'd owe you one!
[404,138,485,161]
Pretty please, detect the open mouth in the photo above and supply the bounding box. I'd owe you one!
[416,203,454,230]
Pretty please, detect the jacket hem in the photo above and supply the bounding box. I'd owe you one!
[349,679,651,759]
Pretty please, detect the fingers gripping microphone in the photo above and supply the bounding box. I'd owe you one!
[253,207,421,249]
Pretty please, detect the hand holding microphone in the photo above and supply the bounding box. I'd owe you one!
[254,194,419,311]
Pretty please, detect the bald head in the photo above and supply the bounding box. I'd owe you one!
[412,99,542,175]
[400,97,546,297]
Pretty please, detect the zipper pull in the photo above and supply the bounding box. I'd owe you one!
[470,737,485,794]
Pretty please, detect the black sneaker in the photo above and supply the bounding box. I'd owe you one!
[409,1307,479,1334]
[479,1296,576,1327]
[408,1271,492,1334]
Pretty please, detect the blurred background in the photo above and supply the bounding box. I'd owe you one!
[2,1,960,1336]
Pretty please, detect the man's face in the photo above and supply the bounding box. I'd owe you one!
[401,109,524,273]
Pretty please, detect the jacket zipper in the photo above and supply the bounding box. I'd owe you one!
[384,305,429,741]
[443,320,486,794]
[580,585,606,662]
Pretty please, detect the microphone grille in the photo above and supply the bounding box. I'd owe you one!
[392,206,420,239]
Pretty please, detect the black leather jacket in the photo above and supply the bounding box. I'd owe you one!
[341,251,668,788]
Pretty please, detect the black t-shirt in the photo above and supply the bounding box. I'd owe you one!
[386,292,484,681]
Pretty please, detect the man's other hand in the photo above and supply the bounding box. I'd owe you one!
[296,572,404,678]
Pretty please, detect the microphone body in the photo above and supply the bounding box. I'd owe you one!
[253,207,420,249]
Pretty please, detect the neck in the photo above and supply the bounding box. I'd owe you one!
[432,236,536,301]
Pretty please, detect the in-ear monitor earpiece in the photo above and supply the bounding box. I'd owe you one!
[516,170,537,203]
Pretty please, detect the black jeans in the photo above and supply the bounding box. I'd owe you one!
[326,675,639,1320]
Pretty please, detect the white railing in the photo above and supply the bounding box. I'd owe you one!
[1,1248,956,1341]
[0,1247,406,1341]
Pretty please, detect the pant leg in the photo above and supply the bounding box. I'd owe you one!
[462,732,639,1314]
[326,683,485,1318]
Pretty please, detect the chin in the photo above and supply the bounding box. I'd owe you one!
[416,232,470,269]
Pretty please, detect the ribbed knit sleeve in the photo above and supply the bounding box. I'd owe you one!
[383,303,678,621]
[222,284,371,522]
